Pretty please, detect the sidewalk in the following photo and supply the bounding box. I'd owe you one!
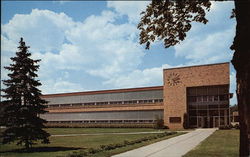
[112,128,216,157]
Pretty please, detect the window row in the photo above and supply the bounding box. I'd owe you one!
[187,85,228,96]
[47,99,163,108]
[188,104,229,110]
[189,109,229,117]
[187,95,228,103]
[48,119,155,124]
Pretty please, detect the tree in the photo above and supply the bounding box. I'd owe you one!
[1,38,50,149]
[138,0,250,156]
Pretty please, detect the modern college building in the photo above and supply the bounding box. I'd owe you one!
[41,62,231,129]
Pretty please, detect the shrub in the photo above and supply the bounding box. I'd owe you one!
[65,131,177,157]
[183,113,189,129]
[88,148,101,154]
[123,140,130,145]
[154,116,165,129]
[115,143,125,148]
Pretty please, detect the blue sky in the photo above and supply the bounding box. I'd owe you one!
[1,1,237,105]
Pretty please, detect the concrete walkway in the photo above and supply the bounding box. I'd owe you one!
[113,128,216,157]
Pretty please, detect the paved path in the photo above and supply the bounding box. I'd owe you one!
[112,128,216,157]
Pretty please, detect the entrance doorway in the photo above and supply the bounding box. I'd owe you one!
[213,116,220,128]
[197,116,205,128]
[197,116,220,128]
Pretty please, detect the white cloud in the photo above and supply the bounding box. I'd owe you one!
[40,79,85,94]
[107,1,150,23]
[1,2,236,95]
[174,1,235,65]
[2,9,75,53]
[64,10,145,78]
[1,8,145,93]
[104,64,186,88]
[175,26,235,64]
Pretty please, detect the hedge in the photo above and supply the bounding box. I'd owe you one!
[65,131,177,157]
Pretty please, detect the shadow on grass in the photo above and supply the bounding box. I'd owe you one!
[0,146,83,153]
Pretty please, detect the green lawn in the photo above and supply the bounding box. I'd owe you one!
[184,129,239,157]
[0,128,182,157]
[44,128,162,135]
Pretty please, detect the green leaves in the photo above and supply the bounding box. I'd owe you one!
[138,0,211,49]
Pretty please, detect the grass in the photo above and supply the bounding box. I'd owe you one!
[91,133,181,157]
[0,128,183,157]
[184,129,239,157]
[44,128,162,135]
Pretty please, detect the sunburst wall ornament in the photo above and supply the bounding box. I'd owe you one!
[167,73,181,86]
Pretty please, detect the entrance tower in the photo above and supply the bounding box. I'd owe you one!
[163,62,230,129]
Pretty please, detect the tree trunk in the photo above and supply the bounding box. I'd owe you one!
[232,1,250,156]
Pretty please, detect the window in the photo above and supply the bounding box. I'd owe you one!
[169,117,181,123]
[188,96,196,102]
[96,102,108,105]
[72,121,82,123]
[219,86,228,94]
[110,101,122,105]
[148,100,153,103]
[96,120,109,123]
[214,95,219,101]
[208,86,218,95]
[187,88,196,96]
[84,102,95,106]
[138,100,144,103]
[219,95,228,101]
[49,104,59,107]
[208,95,213,102]
[208,104,218,109]
[189,104,197,110]
[154,99,159,103]
[72,103,82,106]
[132,100,137,103]
[203,96,208,102]
[197,96,203,102]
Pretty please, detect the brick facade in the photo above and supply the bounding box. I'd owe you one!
[163,62,229,129]
[41,62,230,128]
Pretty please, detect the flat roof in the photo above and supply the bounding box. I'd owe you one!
[163,62,229,71]
[41,86,163,98]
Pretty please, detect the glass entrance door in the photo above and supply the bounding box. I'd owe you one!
[213,116,220,128]
[197,116,204,128]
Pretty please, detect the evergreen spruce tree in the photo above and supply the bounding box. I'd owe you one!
[1,38,50,149]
